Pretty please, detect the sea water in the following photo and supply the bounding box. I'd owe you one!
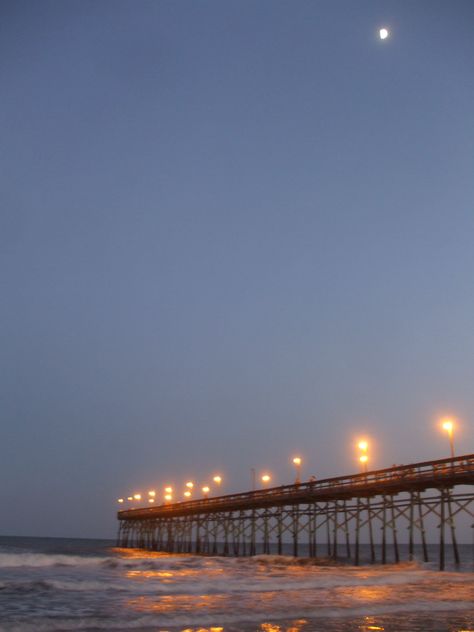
[0,536,472,631]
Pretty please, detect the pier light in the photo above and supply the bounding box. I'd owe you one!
[261,474,271,486]
[133,493,141,501]
[357,439,370,473]
[148,498,154,503]
[127,496,133,501]
[213,475,222,485]
[164,486,173,494]
[184,490,192,498]
[202,485,210,498]
[441,418,455,459]
[292,456,302,484]
[186,481,194,489]
[148,490,156,497]
[117,498,124,503]
[164,493,172,502]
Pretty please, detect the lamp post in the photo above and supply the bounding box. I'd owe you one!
[441,418,455,459]
[213,475,222,486]
[292,456,302,484]
[261,474,271,487]
[202,485,210,498]
[357,440,369,473]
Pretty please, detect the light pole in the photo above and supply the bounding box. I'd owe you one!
[292,456,302,484]
[441,418,455,459]
[261,474,271,487]
[357,440,369,473]
[202,485,210,498]
[251,468,256,491]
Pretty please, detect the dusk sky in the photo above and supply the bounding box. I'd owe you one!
[1,1,473,538]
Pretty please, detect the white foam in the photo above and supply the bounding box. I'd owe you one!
[0,552,106,569]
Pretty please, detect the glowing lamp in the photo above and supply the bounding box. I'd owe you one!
[441,419,453,433]
[440,417,456,458]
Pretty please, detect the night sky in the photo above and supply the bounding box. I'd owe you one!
[1,1,473,538]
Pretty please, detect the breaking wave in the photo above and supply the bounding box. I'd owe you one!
[1,538,473,632]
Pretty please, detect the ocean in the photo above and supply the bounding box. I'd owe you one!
[0,536,472,631]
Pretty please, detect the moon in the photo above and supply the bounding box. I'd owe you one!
[379,27,389,40]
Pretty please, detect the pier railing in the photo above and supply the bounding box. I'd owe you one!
[118,453,474,520]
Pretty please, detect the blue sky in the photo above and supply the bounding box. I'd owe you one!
[1,0,473,537]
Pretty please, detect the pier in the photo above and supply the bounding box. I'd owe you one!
[117,454,474,569]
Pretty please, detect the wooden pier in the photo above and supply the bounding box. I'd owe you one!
[117,454,474,569]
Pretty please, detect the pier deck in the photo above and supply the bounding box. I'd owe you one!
[117,454,474,569]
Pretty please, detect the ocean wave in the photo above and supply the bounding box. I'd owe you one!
[3,602,474,632]
[0,579,54,595]
[0,578,116,595]
[2,549,468,580]
[0,553,107,569]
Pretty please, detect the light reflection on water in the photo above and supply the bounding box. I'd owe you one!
[1,539,473,631]
[118,550,474,632]
[126,567,225,580]
[179,623,309,632]
[173,622,474,632]
[173,621,474,632]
